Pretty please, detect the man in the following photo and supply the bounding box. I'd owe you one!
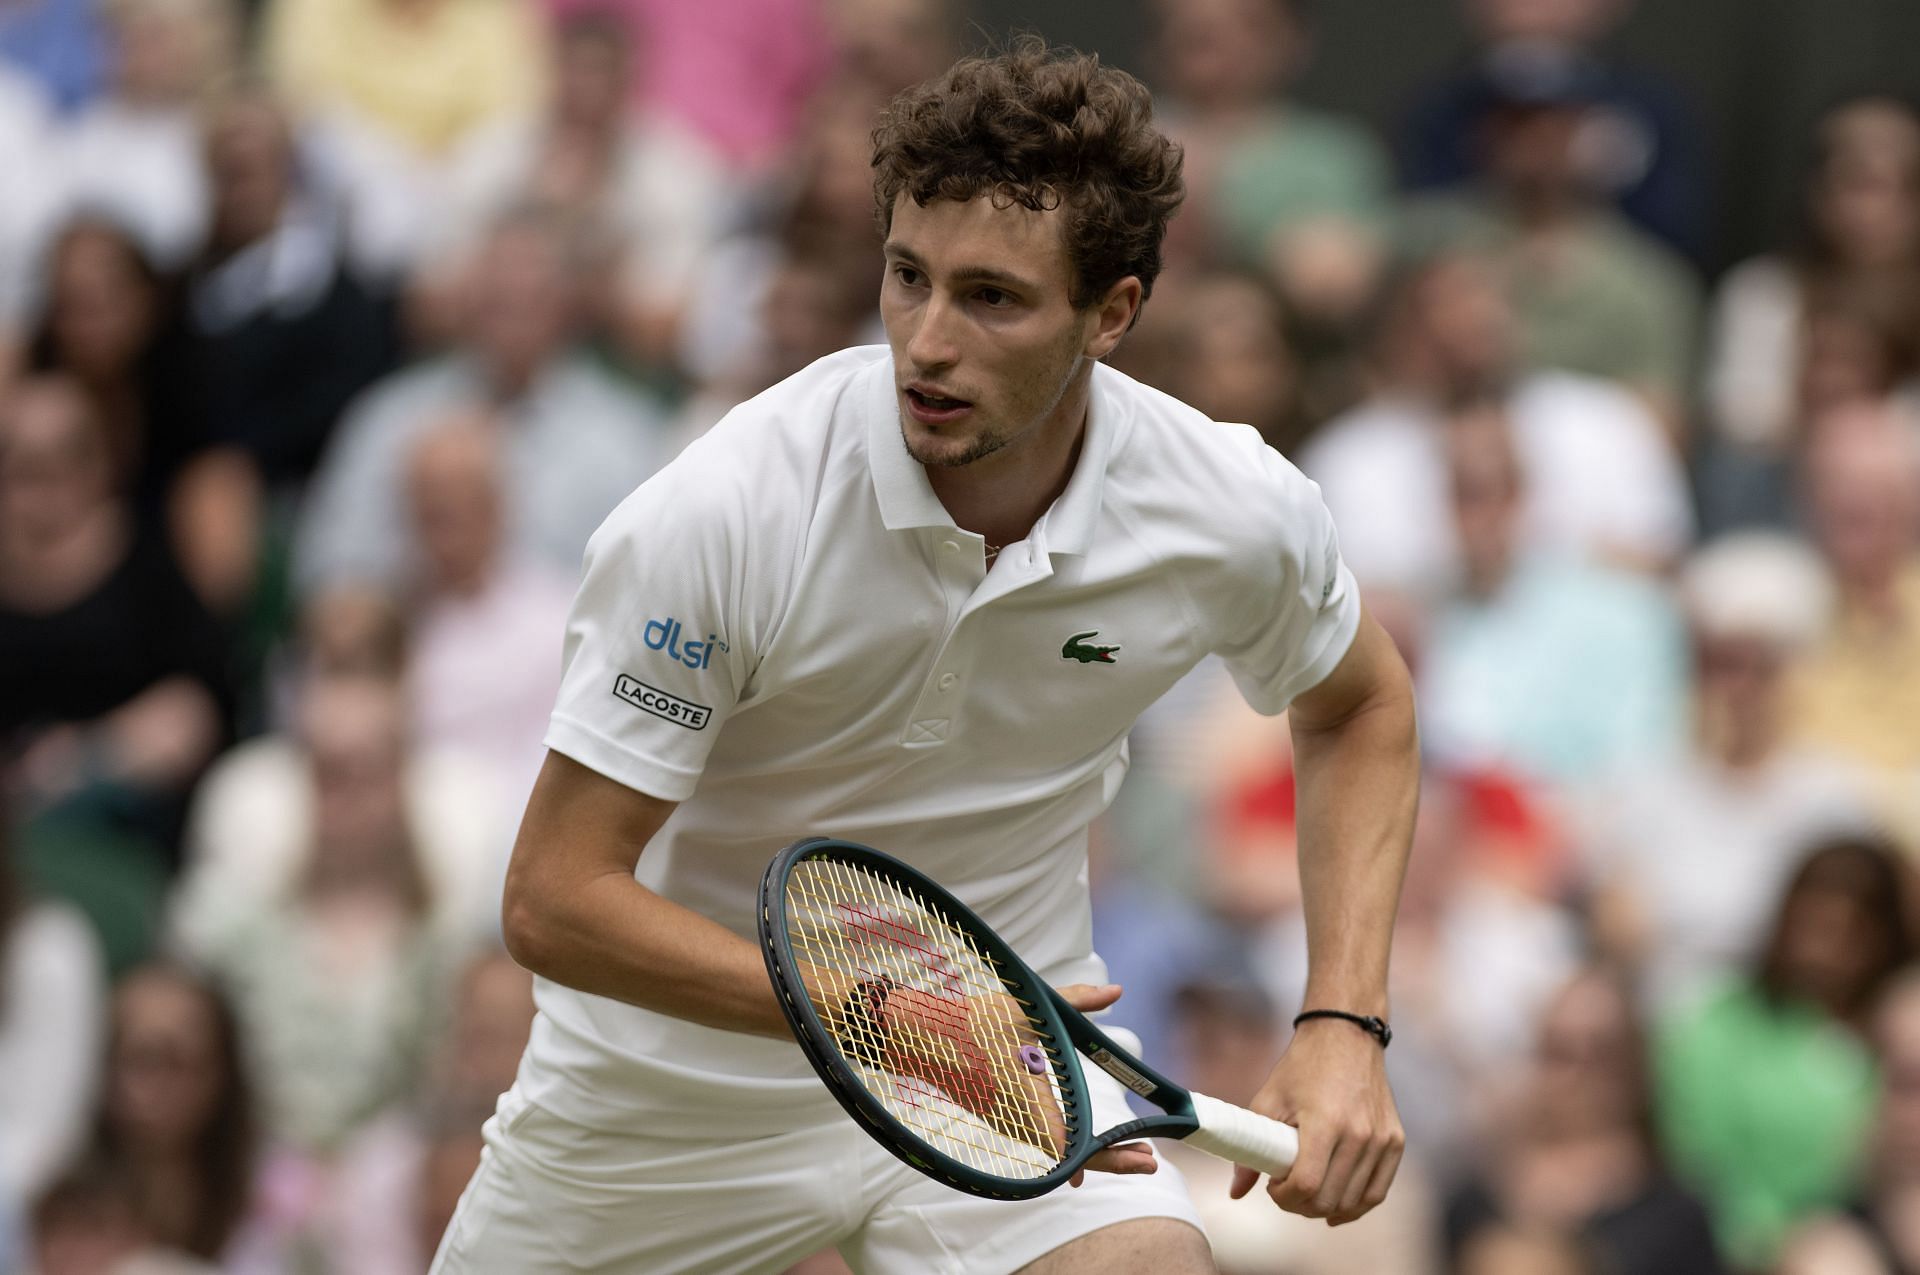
[435,40,1418,1275]
[294,206,669,600]
[1396,49,1702,440]
[1299,249,1691,597]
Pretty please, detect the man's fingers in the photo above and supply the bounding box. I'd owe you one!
[1054,982,1123,1012]
[1268,1127,1333,1217]
[1228,1165,1260,1201]
[1353,1134,1405,1221]
[1328,1142,1384,1222]
[1309,1134,1368,1219]
[1072,1142,1156,1189]
[1329,1126,1405,1226]
[1080,1142,1158,1176]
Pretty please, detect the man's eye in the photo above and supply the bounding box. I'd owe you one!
[977,288,1012,308]
[893,265,923,287]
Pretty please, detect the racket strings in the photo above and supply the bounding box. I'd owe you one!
[785,858,1075,1180]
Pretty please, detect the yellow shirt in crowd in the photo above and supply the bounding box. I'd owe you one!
[266,0,543,155]
[1786,563,1920,841]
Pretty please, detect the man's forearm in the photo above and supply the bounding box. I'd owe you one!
[1288,677,1419,1018]
[504,868,798,1038]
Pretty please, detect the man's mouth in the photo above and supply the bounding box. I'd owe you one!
[906,388,972,411]
[904,387,974,424]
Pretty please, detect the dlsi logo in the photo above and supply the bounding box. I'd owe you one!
[644,617,729,669]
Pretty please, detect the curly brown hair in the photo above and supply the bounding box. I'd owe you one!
[871,36,1185,314]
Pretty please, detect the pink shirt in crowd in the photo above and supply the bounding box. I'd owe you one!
[542,0,832,168]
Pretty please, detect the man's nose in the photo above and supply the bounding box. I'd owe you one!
[906,293,961,371]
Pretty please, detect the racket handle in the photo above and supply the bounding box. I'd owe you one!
[1184,1093,1300,1178]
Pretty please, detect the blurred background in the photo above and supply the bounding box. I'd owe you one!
[1,0,1918,1272]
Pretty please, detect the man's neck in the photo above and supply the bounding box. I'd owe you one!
[923,367,1092,550]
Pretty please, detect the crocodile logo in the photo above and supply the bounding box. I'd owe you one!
[1060,630,1121,664]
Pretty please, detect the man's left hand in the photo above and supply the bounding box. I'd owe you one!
[1229,1017,1404,1225]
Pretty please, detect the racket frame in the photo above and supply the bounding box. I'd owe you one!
[759,837,1205,1200]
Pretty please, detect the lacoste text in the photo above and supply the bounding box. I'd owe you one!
[614,675,712,730]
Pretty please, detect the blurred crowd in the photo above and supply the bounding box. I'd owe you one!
[0,0,1917,1272]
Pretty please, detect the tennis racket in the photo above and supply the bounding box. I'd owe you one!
[758,837,1299,1200]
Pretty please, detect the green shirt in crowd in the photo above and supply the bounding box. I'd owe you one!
[1656,977,1877,1270]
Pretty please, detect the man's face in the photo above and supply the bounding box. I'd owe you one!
[881,195,1102,469]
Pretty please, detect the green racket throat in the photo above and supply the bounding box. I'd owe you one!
[758,837,1300,1200]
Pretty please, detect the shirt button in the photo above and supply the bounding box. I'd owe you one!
[941,540,961,554]
[937,672,959,691]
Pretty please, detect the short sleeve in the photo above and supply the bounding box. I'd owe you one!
[542,475,755,801]
[1212,448,1363,715]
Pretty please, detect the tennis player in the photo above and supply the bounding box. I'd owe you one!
[432,37,1419,1275]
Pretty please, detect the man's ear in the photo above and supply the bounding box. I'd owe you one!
[1084,276,1144,360]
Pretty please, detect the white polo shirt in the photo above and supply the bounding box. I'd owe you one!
[523,345,1360,1135]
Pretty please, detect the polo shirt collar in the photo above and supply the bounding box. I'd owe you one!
[864,354,1120,556]
[866,356,956,531]
[1034,364,1118,557]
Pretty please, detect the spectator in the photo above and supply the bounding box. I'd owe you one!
[25,219,195,518]
[27,1157,219,1275]
[1454,1222,1603,1275]
[428,10,730,366]
[171,669,496,1153]
[1704,98,1920,472]
[1444,968,1724,1275]
[1299,250,1691,600]
[1397,50,1702,436]
[324,949,533,1275]
[1144,0,1390,323]
[1658,836,1913,1269]
[162,85,398,629]
[1413,399,1688,784]
[0,375,227,859]
[181,86,395,493]
[263,0,542,162]
[678,83,886,391]
[297,207,668,602]
[1150,271,1312,456]
[59,0,238,271]
[0,801,107,1251]
[86,964,258,1265]
[1583,534,1876,1015]
[824,0,959,104]
[1158,959,1439,1275]
[539,0,831,170]
[1779,971,1920,1275]
[401,413,573,804]
[1173,739,1586,1175]
[1784,402,1920,800]
[673,234,886,447]
[1402,0,1708,261]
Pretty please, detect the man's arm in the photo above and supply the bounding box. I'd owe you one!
[1234,608,1419,1224]
[501,751,1158,1180]
[501,749,797,1038]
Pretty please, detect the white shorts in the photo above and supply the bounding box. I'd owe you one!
[428,1063,1203,1274]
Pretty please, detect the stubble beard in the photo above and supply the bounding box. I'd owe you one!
[901,420,1014,469]
[898,354,1082,471]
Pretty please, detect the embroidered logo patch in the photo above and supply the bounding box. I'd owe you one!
[1060,630,1121,665]
[614,674,712,730]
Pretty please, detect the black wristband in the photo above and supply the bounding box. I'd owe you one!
[1292,1009,1392,1049]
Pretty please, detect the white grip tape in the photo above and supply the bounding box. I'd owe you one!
[1183,1092,1299,1178]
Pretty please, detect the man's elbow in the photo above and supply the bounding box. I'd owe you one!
[500,873,556,974]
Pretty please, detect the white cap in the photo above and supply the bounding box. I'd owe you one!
[1680,533,1835,650]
